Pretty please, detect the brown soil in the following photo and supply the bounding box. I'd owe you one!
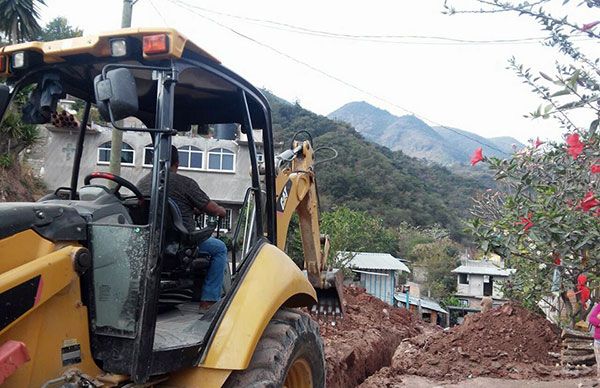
[0,163,45,202]
[360,302,566,386]
[313,285,424,388]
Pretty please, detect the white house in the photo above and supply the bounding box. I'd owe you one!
[451,259,515,309]
[26,123,264,235]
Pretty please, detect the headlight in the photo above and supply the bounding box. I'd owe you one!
[110,39,128,57]
[12,52,26,69]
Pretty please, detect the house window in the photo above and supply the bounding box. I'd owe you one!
[178,145,203,170]
[207,148,235,172]
[459,273,469,285]
[97,141,134,166]
[198,209,233,231]
[143,144,154,167]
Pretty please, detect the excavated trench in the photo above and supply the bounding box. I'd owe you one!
[313,286,422,387]
[316,290,575,387]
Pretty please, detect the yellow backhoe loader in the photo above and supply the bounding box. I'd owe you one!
[0,28,342,387]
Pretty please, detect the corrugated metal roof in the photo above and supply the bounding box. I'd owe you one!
[394,293,448,314]
[340,252,410,273]
[451,260,514,277]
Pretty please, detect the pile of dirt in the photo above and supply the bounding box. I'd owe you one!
[361,302,563,386]
[313,285,423,388]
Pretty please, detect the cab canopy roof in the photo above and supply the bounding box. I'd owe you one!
[0,28,269,130]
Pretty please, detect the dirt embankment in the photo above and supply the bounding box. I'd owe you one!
[361,302,564,386]
[313,286,423,388]
[0,164,44,202]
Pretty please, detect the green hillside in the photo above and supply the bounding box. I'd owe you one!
[265,92,489,238]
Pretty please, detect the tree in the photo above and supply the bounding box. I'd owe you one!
[0,86,38,168]
[394,223,461,300]
[469,133,599,326]
[286,207,399,269]
[0,0,46,44]
[321,207,399,268]
[410,238,461,300]
[447,0,600,328]
[38,16,82,41]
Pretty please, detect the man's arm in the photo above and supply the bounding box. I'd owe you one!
[203,200,227,218]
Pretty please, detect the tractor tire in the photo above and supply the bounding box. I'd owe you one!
[224,308,325,388]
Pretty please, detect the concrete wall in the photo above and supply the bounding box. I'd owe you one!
[456,274,505,299]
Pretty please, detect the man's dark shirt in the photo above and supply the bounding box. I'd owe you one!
[138,171,210,232]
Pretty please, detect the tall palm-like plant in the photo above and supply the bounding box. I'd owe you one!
[0,0,46,44]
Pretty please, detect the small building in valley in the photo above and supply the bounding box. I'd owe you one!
[449,258,515,324]
[394,292,449,327]
[344,252,410,305]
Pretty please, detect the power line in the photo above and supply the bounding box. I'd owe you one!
[169,0,511,155]
[149,0,168,26]
[171,0,590,46]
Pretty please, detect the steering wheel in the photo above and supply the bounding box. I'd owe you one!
[83,171,144,200]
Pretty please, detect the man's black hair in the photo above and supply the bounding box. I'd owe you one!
[171,145,179,165]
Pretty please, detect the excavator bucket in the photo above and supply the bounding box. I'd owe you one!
[311,268,346,318]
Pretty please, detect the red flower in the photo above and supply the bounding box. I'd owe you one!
[566,133,585,159]
[533,137,544,148]
[580,285,591,305]
[581,191,600,212]
[470,147,484,166]
[552,252,561,266]
[592,164,600,174]
[582,21,600,31]
[516,213,534,232]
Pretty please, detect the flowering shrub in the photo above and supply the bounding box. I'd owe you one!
[469,123,599,325]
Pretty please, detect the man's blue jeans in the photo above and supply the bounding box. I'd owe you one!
[197,237,228,302]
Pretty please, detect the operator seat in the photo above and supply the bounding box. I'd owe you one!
[158,199,214,309]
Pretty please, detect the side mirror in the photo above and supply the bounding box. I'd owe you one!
[0,84,9,120]
[94,68,138,122]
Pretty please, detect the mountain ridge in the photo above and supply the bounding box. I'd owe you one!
[328,101,523,165]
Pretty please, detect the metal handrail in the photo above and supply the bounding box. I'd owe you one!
[231,187,254,275]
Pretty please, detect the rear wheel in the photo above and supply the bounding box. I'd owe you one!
[224,308,325,388]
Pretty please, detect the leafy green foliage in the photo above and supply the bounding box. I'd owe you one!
[321,207,398,267]
[285,207,398,269]
[446,0,600,328]
[469,128,600,325]
[38,16,82,41]
[394,223,461,299]
[0,106,39,169]
[0,0,46,43]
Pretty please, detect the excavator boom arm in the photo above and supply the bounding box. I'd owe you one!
[275,140,344,315]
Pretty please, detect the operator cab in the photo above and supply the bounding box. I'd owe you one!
[0,28,276,382]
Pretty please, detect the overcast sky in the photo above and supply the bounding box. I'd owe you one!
[40,0,599,144]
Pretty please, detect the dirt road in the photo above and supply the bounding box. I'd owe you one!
[370,375,599,387]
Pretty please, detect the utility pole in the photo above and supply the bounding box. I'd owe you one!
[108,0,135,178]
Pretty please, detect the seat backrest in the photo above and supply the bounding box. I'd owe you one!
[167,198,190,236]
